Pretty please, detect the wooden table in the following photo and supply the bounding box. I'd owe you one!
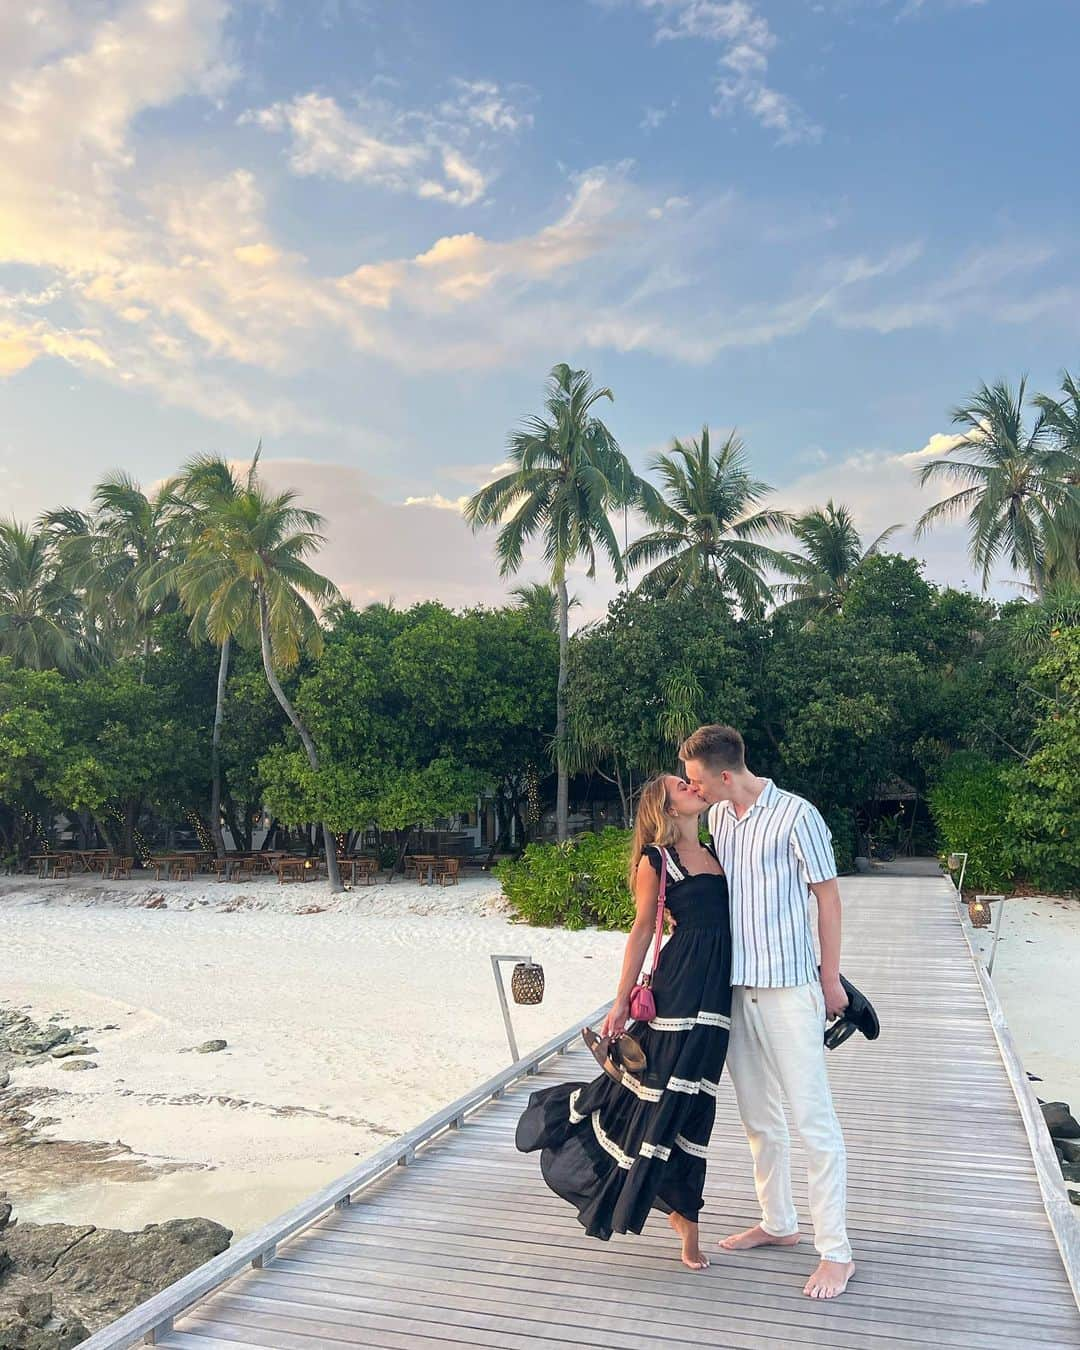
[70,849,111,873]
[275,858,318,884]
[30,853,76,879]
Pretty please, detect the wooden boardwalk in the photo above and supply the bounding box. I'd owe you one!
[89,875,1080,1349]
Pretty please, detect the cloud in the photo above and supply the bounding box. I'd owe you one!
[641,102,676,131]
[243,77,533,207]
[442,79,534,134]
[775,434,1019,593]
[254,458,552,610]
[831,242,1064,335]
[0,319,115,376]
[633,1,822,144]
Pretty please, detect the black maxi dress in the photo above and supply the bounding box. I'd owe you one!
[516,843,732,1241]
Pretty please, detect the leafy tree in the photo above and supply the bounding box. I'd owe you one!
[267,602,557,859]
[915,379,1080,596]
[1006,626,1080,891]
[465,362,638,841]
[55,636,212,859]
[0,661,73,861]
[626,426,790,610]
[567,586,754,822]
[928,751,1018,891]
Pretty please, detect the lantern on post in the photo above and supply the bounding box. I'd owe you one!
[511,962,545,1005]
[490,953,545,1063]
[968,895,992,928]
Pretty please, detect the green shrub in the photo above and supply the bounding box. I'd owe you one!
[1005,627,1080,894]
[496,828,635,930]
[928,751,1018,891]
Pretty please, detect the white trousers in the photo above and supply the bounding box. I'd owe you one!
[726,982,852,1263]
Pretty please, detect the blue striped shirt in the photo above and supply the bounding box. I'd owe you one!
[707,779,837,988]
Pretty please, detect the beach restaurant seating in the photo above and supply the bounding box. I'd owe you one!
[436,857,460,886]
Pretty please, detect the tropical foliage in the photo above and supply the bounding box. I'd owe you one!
[626,426,789,610]
[466,363,640,841]
[1,360,1078,900]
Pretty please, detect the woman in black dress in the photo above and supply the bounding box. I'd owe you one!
[516,773,732,1269]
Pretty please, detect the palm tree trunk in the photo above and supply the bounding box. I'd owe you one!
[258,589,343,893]
[210,635,230,860]
[555,569,570,842]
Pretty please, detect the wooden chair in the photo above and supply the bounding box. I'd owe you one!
[108,856,134,879]
[436,857,460,886]
[173,857,196,881]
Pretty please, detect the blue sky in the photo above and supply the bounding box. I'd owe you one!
[2,0,1078,612]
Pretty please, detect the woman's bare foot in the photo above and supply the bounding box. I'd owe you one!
[804,1258,855,1299]
[719,1223,801,1251]
[668,1213,710,1270]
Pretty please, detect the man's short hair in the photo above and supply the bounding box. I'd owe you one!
[679,724,746,772]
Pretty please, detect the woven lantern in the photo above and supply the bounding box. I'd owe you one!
[968,896,992,928]
[511,961,545,1005]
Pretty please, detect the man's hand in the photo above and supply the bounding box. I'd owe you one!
[821,974,849,1021]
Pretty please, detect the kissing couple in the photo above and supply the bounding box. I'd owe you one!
[516,723,856,1300]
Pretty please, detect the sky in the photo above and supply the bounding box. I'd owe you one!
[2,0,1078,617]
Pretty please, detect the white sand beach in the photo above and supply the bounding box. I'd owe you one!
[3,872,1077,1246]
[0,874,625,1237]
[970,893,1080,1112]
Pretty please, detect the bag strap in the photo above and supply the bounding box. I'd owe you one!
[645,848,668,977]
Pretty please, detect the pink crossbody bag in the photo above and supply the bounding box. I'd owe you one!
[628,847,668,1022]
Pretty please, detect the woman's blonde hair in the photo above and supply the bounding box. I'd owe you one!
[628,774,680,889]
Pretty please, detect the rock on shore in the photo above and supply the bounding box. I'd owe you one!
[0,1203,231,1348]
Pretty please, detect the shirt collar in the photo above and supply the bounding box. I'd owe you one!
[716,778,777,820]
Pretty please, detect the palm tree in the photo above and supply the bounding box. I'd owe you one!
[465,363,638,842]
[625,427,791,610]
[41,473,185,666]
[179,460,344,889]
[776,501,900,619]
[914,379,1080,597]
[161,455,256,859]
[509,582,580,632]
[1032,371,1080,588]
[0,520,85,672]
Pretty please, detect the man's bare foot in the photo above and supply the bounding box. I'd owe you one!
[803,1259,855,1299]
[719,1223,801,1251]
[668,1213,710,1270]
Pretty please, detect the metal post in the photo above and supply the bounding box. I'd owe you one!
[986,897,1007,978]
[490,953,532,1063]
[947,851,968,895]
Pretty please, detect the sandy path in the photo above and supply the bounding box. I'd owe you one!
[0,876,625,1236]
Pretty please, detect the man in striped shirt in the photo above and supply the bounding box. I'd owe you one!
[680,723,856,1300]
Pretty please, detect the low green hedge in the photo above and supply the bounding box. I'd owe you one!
[500,811,856,929]
[928,750,1018,891]
[496,828,635,930]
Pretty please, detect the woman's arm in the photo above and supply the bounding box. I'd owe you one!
[600,856,662,1038]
